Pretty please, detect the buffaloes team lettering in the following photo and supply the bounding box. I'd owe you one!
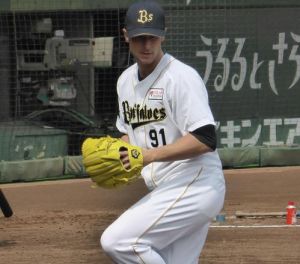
[122,101,166,129]
[137,9,153,24]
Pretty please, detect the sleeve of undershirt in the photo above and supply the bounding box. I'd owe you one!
[190,124,217,151]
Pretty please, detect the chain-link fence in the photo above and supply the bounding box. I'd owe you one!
[1,0,300,163]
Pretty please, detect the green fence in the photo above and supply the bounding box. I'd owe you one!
[0,1,299,182]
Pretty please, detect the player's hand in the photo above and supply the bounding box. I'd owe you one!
[120,150,131,169]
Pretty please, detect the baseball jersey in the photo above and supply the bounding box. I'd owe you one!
[116,53,223,190]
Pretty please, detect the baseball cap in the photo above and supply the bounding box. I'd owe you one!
[125,0,166,38]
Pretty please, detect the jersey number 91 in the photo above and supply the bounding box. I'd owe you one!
[149,128,167,147]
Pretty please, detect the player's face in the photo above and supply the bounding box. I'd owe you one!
[129,35,164,66]
[124,29,164,70]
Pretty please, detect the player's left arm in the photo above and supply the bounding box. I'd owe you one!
[142,125,216,166]
[120,134,130,143]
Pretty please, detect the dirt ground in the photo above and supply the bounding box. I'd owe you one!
[1,166,300,264]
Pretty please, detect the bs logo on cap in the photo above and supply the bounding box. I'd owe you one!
[125,0,166,38]
[137,9,153,24]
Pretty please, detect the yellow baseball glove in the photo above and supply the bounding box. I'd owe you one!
[81,136,143,188]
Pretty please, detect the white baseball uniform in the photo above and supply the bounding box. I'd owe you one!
[101,53,225,264]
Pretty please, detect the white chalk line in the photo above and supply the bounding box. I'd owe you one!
[210,224,300,228]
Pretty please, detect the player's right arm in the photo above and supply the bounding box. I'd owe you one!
[142,131,213,166]
[140,61,217,166]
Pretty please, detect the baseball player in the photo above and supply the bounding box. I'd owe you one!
[100,0,226,263]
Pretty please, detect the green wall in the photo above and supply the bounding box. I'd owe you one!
[1,0,300,12]
[1,0,299,150]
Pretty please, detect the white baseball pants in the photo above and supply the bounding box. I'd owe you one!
[100,166,225,264]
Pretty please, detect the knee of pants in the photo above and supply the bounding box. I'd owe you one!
[100,228,117,256]
[100,226,132,258]
[100,227,148,258]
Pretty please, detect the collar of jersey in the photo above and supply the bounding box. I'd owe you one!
[134,53,173,90]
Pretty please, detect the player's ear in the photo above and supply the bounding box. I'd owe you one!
[123,28,129,43]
